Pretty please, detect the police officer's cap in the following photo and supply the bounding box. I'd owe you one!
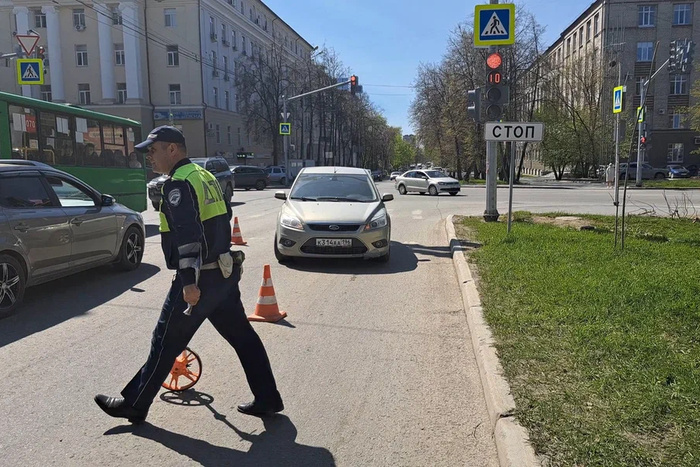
[135,126,186,152]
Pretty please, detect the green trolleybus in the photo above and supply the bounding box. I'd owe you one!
[0,91,147,212]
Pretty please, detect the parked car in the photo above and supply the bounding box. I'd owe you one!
[230,165,269,190]
[273,166,393,263]
[394,169,461,196]
[371,170,383,181]
[667,165,691,179]
[265,166,288,185]
[148,156,234,210]
[0,162,145,318]
[389,171,402,181]
[685,164,698,177]
[618,163,667,180]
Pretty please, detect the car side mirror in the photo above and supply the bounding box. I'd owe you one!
[382,193,394,202]
[421,175,428,180]
[101,194,115,206]
[274,191,287,200]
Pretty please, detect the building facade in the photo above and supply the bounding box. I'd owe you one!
[522,0,700,175]
[0,0,314,165]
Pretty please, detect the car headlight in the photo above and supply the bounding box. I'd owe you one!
[365,209,388,231]
[280,213,304,231]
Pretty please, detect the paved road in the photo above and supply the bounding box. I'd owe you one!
[2,181,694,466]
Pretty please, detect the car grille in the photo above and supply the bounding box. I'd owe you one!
[307,223,362,232]
[300,238,368,255]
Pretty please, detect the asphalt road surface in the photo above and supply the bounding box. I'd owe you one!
[2,180,693,466]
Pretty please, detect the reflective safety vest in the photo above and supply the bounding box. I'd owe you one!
[159,162,228,232]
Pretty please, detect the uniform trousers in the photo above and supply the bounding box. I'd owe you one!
[121,265,281,412]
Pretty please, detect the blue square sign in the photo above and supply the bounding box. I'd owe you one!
[17,59,44,85]
[474,4,515,47]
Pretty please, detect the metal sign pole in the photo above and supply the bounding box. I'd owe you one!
[507,142,515,233]
[483,0,500,222]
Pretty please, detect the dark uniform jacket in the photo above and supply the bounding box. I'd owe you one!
[159,158,232,286]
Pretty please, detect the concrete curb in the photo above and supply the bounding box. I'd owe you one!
[445,215,539,467]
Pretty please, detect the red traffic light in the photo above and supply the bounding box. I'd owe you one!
[37,46,46,59]
[640,136,647,144]
[350,75,357,85]
[486,53,502,70]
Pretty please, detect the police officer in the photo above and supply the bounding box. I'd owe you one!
[95,126,283,423]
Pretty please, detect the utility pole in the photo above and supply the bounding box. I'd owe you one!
[484,0,500,222]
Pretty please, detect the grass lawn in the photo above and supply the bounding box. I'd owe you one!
[454,213,700,466]
[639,179,700,189]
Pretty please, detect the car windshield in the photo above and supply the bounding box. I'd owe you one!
[192,161,205,168]
[289,173,377,202]
[425,170,447,178]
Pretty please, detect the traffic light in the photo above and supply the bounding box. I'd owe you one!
[36,45,45,60]
[681,40,695,72]
[669,40,679,73]
[467,88,481,123]
[484,52,508,121]
[640,134,647,149]
[350,75,358,95]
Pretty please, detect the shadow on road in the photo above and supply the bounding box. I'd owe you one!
[282,240,418,275]
[103,390,335,466]
[145,224,160,238]
[0,263,161,348]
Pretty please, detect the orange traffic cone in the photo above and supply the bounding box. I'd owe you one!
[231,216,247,245]
[248,265,287,323]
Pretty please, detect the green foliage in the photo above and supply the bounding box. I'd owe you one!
[391,132,415,169]
[455,214,700,466]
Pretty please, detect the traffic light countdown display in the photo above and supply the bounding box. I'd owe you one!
[484,52,508,121]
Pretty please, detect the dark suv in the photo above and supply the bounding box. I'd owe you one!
[230,165,269,190]
[147,156,234,210]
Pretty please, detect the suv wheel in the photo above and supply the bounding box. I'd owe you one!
[0,254,26,318]
[655,173,665,179]
[255,180,266,190]
[224,184,233,201]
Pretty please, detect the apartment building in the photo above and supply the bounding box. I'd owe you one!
[521,0,700,175]
[0,0,314,164]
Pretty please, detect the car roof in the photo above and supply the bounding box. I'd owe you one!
[0,159,53,169]
[300,166,370,175]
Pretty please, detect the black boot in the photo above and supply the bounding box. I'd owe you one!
[237,398,284,417]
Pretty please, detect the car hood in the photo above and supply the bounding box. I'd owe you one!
[286,200,382,223]
[148,174,169,187]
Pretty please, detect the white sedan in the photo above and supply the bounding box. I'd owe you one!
[394,170,461,196]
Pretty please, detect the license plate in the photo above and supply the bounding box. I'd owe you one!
[316,238,352,247]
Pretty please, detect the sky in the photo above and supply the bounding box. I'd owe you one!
[263,0,589,135]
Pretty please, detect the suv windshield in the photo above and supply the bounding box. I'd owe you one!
[290,174,378,202]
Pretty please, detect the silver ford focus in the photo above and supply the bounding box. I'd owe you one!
[273,167,393,263]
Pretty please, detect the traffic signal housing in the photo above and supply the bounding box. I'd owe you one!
[467,88,481,123]
[36,45,45,60]
[681,40,695,72]
[669,40,679,73]
[484,52,508,121]
[350,75,358,95]
[640,134,647,149]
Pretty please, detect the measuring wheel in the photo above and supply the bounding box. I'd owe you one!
[162,347,202,392]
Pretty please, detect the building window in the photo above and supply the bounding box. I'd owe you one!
[672,112,685,129]
[73,9,85,28]
[223,55,228,73]
[673,4,692,25]
[169,84,181,105]
[216,124,221,143]
[667,143,684,163]
[232,30,237,49]
[586,21,591,41]
[167,45,179,66]
[242,36,247,54]
[227,126,232,144]
[117,83,127,104]
[237,127,241,146]
[40,85,52,102]
[212,51,217,71]
[637,42,653,61]
[75,45,88,66]
[594,14,599,35]
[670,75,688,94]
[164,8,176,27]
[221,24,226,41]
[566,38,571,56]
[638,5,656,27]
[225,91,230,110]
[213,87,218,108]
[114,43,124,65]
[111,6,122,25]
[209,16,215,37]
[34,10,46,28]
[78,83,91,105]
[578,27,583,47]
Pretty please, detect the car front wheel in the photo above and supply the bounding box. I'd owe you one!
[655,173,665,179]
[398,184,407,195]
[0,254,26,318]
[114,226,144,271]
[255,180,266,190]
[429,185,438,196]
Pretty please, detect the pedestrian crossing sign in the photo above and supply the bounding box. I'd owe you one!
[279,123,291,135]
[474,4,515,47]
[613,86,623,114]
[17,59,44,85]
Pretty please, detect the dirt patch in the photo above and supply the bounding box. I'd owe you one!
[531,216,595,230]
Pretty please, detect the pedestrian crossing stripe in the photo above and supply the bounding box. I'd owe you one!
[16,59,44,85]
[482,12,508,36]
